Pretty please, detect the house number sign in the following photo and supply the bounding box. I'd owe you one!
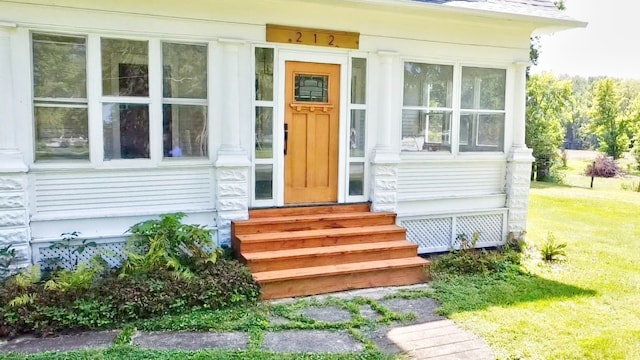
[266,24,359,49]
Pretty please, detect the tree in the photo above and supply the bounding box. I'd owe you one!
[526,74,573,180]
[589,78,629,159]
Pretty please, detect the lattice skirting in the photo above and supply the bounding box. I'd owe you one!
[31,237,125,270]
[399,211,508,254]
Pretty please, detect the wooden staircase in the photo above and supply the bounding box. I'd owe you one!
[231,203,430,299]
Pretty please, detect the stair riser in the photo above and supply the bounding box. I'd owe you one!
[259,266,430,299]
[249,204,370,218]
[233,215,396,235]
[247,246,419,272]
[237,230,406,253]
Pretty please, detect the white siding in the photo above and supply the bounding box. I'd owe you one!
[397,158,506,201]
[32,167,215,218]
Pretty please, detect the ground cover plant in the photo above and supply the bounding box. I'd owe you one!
[430,150,640,359]
[0,214,260,337]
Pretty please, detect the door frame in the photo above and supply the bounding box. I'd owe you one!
[274,50,349,207]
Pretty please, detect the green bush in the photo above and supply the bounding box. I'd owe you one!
[540,232,567,262]
[122,213,221,279]
[0,259,260,337]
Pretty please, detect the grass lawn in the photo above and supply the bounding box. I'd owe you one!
[431,151,640,359]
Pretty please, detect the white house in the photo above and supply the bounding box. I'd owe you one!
[0,0,584,269]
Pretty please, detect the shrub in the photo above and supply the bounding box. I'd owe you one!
[540,232,567,262]
[0,245,19,279]
[430,233,523,277]
[122,213,221,279]
[0,259,260,337]
[584,154,623,178]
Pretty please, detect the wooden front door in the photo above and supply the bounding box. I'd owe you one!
[284,61,340,204]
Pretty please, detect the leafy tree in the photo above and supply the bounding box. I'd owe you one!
[526,74,573,180]
[589,78,630,159]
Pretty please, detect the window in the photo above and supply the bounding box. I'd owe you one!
[32,33,209,163]
[32,33,89,161]
[101,38,150,160]
[459,67,506,152]
[162,42,208,158]
[401,62,506,153]
[254,47,275,201]
[349,57,367,196]
[401,63,453,152]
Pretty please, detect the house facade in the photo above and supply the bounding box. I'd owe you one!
[0,0,583,267]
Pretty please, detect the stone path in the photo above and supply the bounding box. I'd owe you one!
[0,284,494,359]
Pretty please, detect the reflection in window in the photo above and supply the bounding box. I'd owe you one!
[255,107,273,159]
[163,105,207,158]
[255,48,274,101]
[162,42,208,159]
[351,58,366,104]
[255,164,273,200]
[101,38,149,97]
[401,62,453,152]
[294,74,328,102]
[349,163,364,196]
[350,110,366,157]
[103,104,149,159]
[32,33,89,161]
[459,113,505,152]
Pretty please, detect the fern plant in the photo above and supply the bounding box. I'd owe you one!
[540,232,567,262]
[44,255,107,292]
[121,213,220,279]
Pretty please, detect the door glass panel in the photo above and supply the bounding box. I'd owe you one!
[255,164,273,200]
[350,109,366,157]
[294,74,328,102]
[255,48,274,101]
[349,162,364,196]
[351,58,366,104]
[255,107,273,159]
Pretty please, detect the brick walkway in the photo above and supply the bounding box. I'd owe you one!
[387,320,494,359]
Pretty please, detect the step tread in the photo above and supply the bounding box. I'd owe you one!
[249,203,370,218]
[236,224,404,243]
[234,211,395,226]
[254,257,429,282]
[244,240,417,261]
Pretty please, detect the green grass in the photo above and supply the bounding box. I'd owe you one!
[431,152,640,359]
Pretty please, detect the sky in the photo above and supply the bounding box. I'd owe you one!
[532,0,640,80]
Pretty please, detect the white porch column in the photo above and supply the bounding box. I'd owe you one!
[370,51,400,213]
[0,23,30,270]
[215,39,250,248]
[505,62,534,234]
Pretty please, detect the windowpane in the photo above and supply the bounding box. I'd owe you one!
[461,67,506,110]
[35,107,89,160]
[255,107,273,159]
[459,113,504,152]
[351,58,366,104]
[294,75,328,102]
[163,105,208,158]
[349,162,364,196]
[350,109,366,157]
[103,103,149,159]
[403,63,453,108]
[32,34,87,99]
[255,164,273,200]
[255,48,274,101]
[163,43,207,99]
[102,39,149,96]
[401,110,452,152]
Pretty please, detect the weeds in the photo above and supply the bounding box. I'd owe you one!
[540,232,567,262]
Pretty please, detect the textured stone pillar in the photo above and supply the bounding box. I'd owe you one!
[215,39,250,247]
[370,51,400,213]
[0,23,30,269]
[505,63,534,234]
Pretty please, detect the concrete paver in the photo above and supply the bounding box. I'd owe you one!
[0,331,116,354]
[262,330,364,353]
[133,331,248,351]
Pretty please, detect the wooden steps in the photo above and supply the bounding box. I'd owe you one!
[232,203,430,299]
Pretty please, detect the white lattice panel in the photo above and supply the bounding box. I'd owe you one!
[402,217,452,252]
[36,241,124,270]
[456,214,504,247]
